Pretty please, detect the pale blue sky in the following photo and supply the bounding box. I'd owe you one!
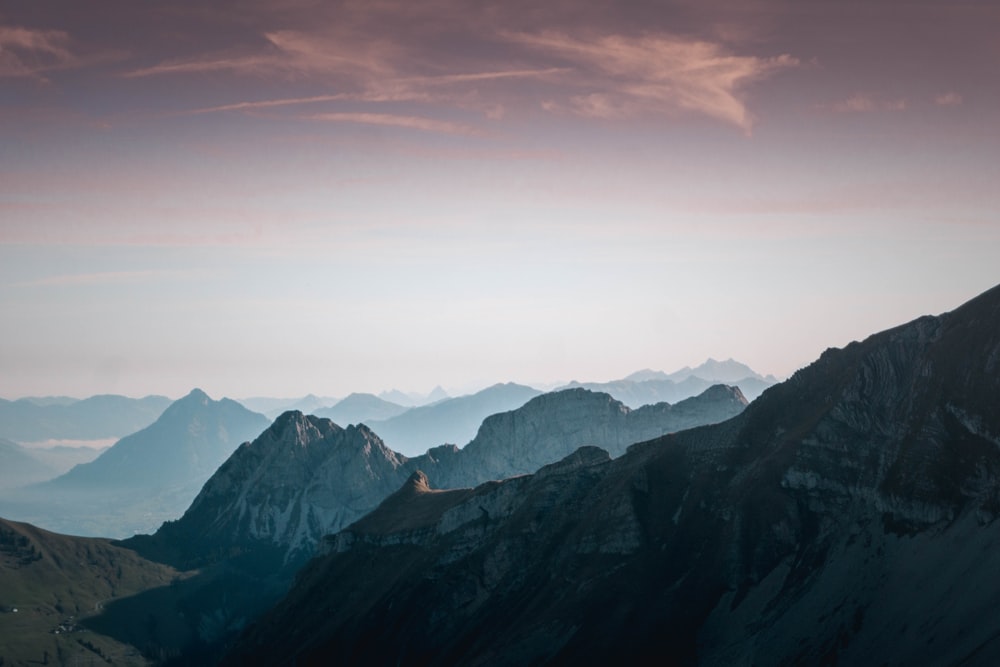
[2,1,998,399]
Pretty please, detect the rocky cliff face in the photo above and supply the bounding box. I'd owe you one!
[223,284,1000,666]
[126,412,408,568]
[415,384,747,489]
[128,385,746,570]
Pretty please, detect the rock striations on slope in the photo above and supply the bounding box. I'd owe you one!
[126,384,747,571]
[126,412,408,569]
[223,283,1000,667]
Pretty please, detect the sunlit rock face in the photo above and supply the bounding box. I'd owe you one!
[128,382,746,571]
[127,412,408,569]
[224,285,1000,667]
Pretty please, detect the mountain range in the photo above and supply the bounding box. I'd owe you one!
[125,384,747,571]
[565,358,778,405]
[5,282,999,667]
[0,394,171,444]
[0,438,62,489]
[307,384,544,456]
[0,390,269,538]
[221,283,1000,666]
[311,392,410,424]
[362,382,543,456]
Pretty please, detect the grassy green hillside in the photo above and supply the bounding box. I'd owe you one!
[0,517,182,666]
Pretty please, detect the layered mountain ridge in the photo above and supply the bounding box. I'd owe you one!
[223,283,1000,666]
[1,389,270,538]
[0,394,171,443]
[127,384,747,569]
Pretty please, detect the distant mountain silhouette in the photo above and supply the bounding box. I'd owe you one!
[0,394,171,443]
[664,357,767,382]
[415,385,748,489]
[0,437,58,489]
[24,444,107,481]
[378,385,450,407]
[236,394,341,420]
[223,284,1000,666]
[0,438,106,491]
[313,392,409,425]
[566,359,775,405]
[126,385,746,573]
[365,383,542,456]
[1,389,269,537]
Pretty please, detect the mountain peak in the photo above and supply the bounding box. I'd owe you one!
[183,388,211,402]
[668,358,764,383]
[402,470,431,494]
[697,383,749,404]
[268,410,340,446]
[427,385,449,402]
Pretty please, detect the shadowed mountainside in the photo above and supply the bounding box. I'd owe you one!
[0,517,181,666]
[223,283,1000,666]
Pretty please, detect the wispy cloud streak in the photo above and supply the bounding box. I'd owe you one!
[0,25,79,79]
[935,91,962,106]
[829,92,907,113]
[509,31,797,132]
[122,14,792,133]
[305,112,481,135]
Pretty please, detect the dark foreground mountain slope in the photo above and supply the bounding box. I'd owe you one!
[1,390,269,538]
[224,283,1000,667]
[126,385,745,572]
[0,517,180,666]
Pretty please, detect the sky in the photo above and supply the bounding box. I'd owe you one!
[1,0,998,400]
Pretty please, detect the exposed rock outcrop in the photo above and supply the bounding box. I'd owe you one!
[126,412,407,568]
[126,385,747,570]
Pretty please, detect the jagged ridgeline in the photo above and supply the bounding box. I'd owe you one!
[123,384,748,572]
[222,284,1000,666]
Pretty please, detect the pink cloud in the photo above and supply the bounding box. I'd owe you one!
[120,7,795,134]
[189,94,352,115]
[0,25,78,79]
[122,28,402,82]
[829,92,907,113]
[934,91,963,106]
[122,54,279,79]
[186,68,564,117]
[507,31,797,132]
[305,112,482,136]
